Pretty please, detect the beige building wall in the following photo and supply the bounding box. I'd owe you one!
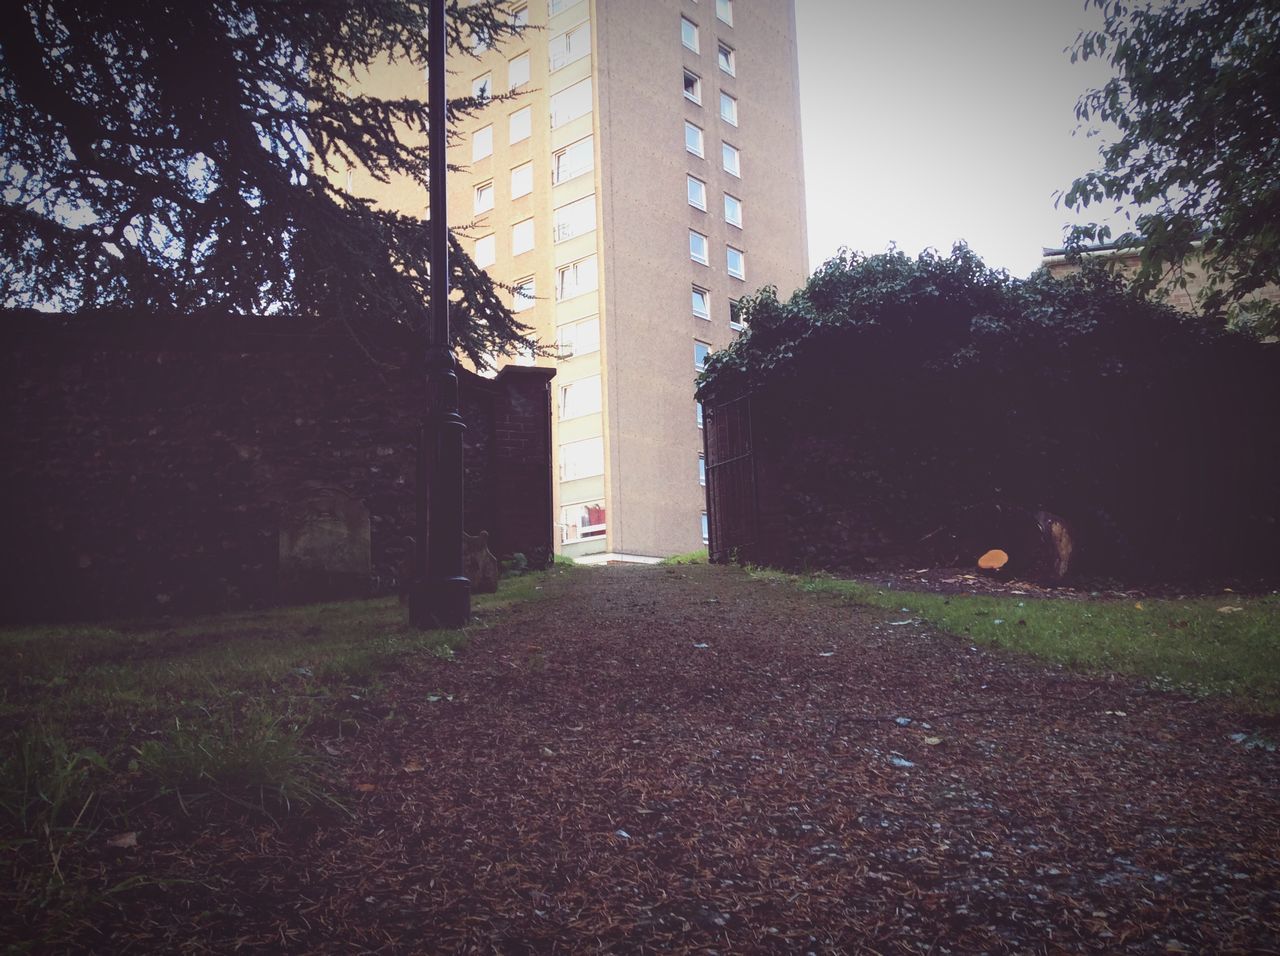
[337,0,808,560]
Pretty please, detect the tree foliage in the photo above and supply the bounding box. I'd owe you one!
[1062,0,1280,331]
[0,0,538,368]
[699,245,1280,581]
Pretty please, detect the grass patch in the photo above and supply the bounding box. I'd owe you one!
[757,570,1280,711]
[660,549,709,565]
[0,566,568,833]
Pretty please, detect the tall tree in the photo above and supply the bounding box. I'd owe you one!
[0,0,537,368]
[1062,0,1280,332]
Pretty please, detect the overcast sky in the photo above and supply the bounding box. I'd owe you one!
[794,0,1121,278]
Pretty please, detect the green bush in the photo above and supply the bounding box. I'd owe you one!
[699,245,1280,581]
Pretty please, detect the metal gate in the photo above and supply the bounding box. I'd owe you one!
[702,394,758,563]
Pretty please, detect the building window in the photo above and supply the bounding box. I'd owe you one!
[556,254,598,300]
[512,4,528,27]
[550,21,591,72]
[509,106,531,144]
[719,91,738,126]
[697,401,704,427]
[474,233,496,268]
[701,511,709,543]
[508,53,530,90]
[699,455,706,485]
[511,162,533,198]
[692,285,710,319]
[550,78,592,127]
[684,121,704,157]
[716,0,733,25]
[562,500,606,543]
[729,298,745,330]
[472,73,492,100]
[681,16,699,52]
[512,218,534,256]
[717,42,736,75]
[472,124,493,161]
[549,0,573,16]
[560,437,604,481]
[683,69,702,104]
[557,316,600,358]
[727,246,745,279]
[687,175,707,210]
[689,230,709,265]
[554,194,597,242]
[474,180,494,213]
[559,374,602,420]
[470,27,492,54]
[724,193,742,227]
[722,141,740,176]
[553,135,594,184]
[695,340,711,370]
[513,276,535,312]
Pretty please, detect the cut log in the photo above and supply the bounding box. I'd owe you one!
[978,549,1009,570]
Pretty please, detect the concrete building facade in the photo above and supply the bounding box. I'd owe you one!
[352,0,808,560]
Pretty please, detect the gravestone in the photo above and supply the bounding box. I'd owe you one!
[278,492,372,603]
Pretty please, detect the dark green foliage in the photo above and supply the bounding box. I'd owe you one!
[0,0,539,369]
[699,245,1280,581]
[1062,0,1280,332]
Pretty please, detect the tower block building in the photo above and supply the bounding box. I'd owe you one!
[356,0,808,560]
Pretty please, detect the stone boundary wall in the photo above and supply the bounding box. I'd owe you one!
[0,312,555,622]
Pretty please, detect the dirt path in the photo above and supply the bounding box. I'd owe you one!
[78,564,1280,951]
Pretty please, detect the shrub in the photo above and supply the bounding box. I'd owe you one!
[699,245,1280,581]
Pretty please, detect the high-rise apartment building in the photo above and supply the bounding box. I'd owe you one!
[350,0,808,561]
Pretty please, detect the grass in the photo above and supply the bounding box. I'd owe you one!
[660,549,709,565]
[757,570,1280,712]
[0,566,567,837]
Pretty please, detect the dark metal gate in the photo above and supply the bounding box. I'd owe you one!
[702,394,758,563]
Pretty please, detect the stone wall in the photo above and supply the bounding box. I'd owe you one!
[0,312,555,622]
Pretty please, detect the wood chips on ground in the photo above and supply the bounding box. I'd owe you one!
[7,564,1278,953]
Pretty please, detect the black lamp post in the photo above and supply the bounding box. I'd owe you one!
[409,0,471,629]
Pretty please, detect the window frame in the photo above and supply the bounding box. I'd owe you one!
[717,42,736,75]
[552,135,594,184]
[510,161,534,199]
[556,254,599,301]
[724,192,742,228]
[687,174,707,210]
[509,106,532,144]
[559,437,604,481]
[558,374,603,420]
[472,73,492,100]
[472,124,493,161]
[508,52,530,90]
[561,498,606,543]
[729,298,745,330]
[721,141,741,176]
[689,229,709,265]
[727,245,745,280]
[685,121,705,157]
[511,218,535,257]
[549,19,591,72]
[681,16,700,52]
[557,315,600,359]
[691,285,711,320]
[553,194,597,243]
[694,339,712,371]
[719,91,738,126]
[550,77,593,128]
[513,276,536,312]
[474,180,494,213]
[474,233,496,268]
[683,69,702,105]
[716,0,733,26]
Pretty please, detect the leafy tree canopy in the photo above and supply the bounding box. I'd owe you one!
[0,0,537,369]
[1061,0,1280,333]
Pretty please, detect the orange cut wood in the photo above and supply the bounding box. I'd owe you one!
[978,549,1009,570]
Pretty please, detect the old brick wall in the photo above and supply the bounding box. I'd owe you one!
[0,312,554,622]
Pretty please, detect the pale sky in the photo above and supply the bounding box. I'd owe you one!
[795,0,1122,278]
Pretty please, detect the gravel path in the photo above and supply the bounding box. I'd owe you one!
[56,563,1280,952]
